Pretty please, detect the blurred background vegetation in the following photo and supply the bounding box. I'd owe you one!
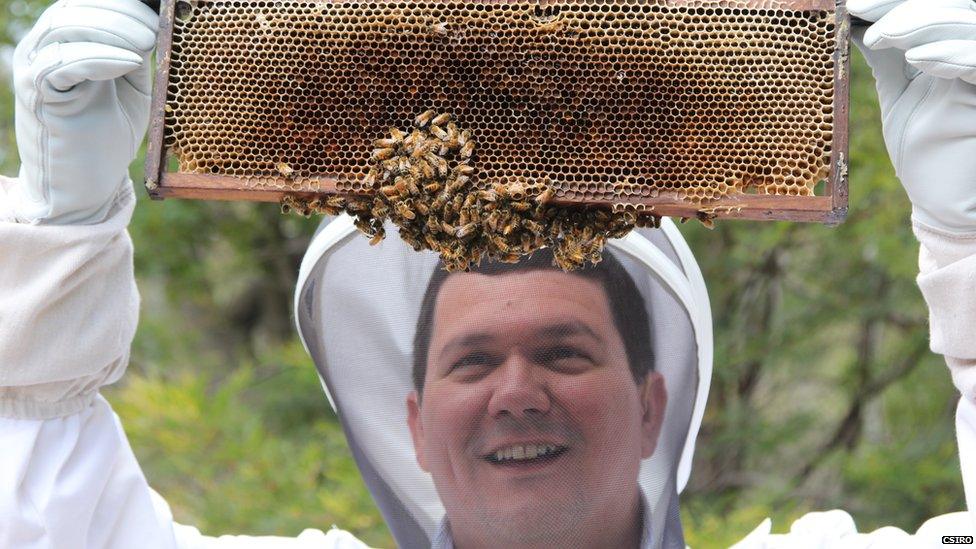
[1,2,965,547]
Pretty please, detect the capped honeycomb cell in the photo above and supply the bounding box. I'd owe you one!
[146,0,850,224]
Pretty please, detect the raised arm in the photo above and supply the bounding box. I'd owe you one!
[0,1,366,546]
[734,0,976,545]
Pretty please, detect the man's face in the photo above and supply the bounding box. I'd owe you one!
[407,270,666,545]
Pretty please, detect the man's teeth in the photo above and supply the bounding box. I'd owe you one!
[492,444,562,462]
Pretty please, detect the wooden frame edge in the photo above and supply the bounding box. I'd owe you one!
[144,0,176,200]
[148,0,850,226]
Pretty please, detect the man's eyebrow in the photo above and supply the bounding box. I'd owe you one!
[436,333,496,364]
[532,321,603,343]
[435,321,604,364]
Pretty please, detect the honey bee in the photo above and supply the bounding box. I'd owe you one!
[535,187,555,204]
[381,158,399,177]
[490,237,511,254]
[502,218,520,236]
[277,162,295,177]
[425,153,448,177]
[431,194,448,211]
[568,246,587,264]
[459,140,475,159]
[424,182,442,194]
[451,194,464,213]
[429,125,448,141]
[463,194,477,209]
[394,177,410,197]
[409,142,429,160]
[478,190,498,202]
[369,228,386,246]
[438,124,459,152]
[372,203,390,218]
[404,129,424,150]
[406,178,421,196]
[433,22,448,36]
[416,202,430,216]
[389,127,406,141]
[455,222,479,240]
[346,198,372,213]
[431,113,452,127]
[485,210,504,231]
[456,164,475,176]
[523,220,544,234]
[380,185,398,197]
[491,182,508,199]
[415,109,437,128]
[397,202,417,220]
[374,137,399,148]
[410,159,435,180]
[372,147,396,161]
[446,178,467,195]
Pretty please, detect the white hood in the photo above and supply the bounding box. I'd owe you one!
[294,216,712,548]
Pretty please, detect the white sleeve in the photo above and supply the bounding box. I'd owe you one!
[0,396,368,549]
[913,217,976,526]
[0,175,139,419]
[0,175,370,548]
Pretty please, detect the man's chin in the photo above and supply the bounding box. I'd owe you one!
[460,498,587,546]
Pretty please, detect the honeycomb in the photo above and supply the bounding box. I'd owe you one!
[161,0,840,205]
[281,112,651,271]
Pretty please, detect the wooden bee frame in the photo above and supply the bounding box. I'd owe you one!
[146,0,851,224]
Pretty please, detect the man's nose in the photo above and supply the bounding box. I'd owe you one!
[486,353,551,418]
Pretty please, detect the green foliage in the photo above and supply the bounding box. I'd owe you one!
[2,3,967,546]
[106,341,393,547]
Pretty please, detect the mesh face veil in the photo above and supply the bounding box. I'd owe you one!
[295,216,712,549]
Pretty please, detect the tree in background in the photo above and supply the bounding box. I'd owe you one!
[1,3,964,547]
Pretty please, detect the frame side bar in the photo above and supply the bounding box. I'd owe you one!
[144,0,177,200]
[828,1,851,225]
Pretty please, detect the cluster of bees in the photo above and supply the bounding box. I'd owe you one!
[281,111,662,271]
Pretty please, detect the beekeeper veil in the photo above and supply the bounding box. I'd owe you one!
[295,215,712,549]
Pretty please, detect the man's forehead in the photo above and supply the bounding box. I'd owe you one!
[437,269,608,309]
[430,270,617,340]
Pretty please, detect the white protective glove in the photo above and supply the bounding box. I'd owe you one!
[8,0,158,225]
[848,0,976,235]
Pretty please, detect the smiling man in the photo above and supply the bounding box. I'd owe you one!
[5,0,976,548]
[406,251,668,549]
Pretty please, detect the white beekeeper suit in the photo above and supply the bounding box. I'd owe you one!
[1,0,975,546]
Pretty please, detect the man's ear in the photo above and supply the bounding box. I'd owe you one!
[407,390,428,471]
[639,371,667,459]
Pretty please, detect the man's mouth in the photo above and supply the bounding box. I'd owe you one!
[484,443,569,465]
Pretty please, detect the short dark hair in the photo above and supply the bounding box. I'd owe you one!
[412,248,654,396]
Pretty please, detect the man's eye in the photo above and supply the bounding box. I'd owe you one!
[534,346,592,366]
[451,352,497,371]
